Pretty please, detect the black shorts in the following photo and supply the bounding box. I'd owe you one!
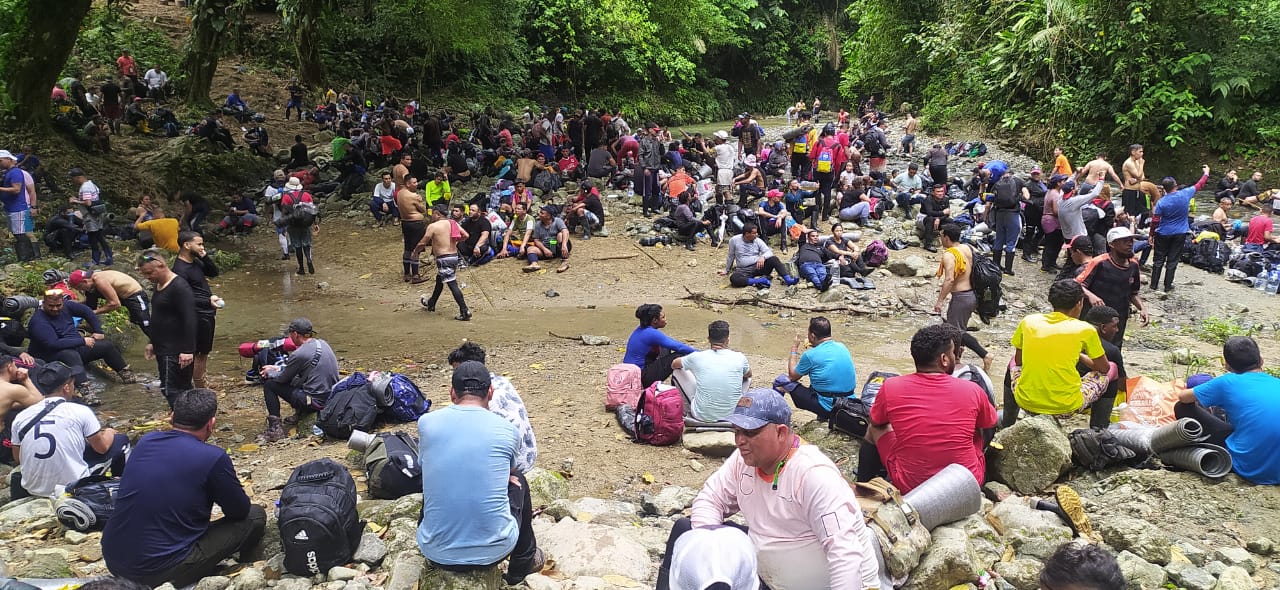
[122,292,151,336]
[402,220,426,253]
[196,312,216,354]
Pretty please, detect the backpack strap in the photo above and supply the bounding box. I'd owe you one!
[17,399,65,442]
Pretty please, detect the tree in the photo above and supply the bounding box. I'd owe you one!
[278,0,336,86]
[180,0,240,106]
[2,0,94,127]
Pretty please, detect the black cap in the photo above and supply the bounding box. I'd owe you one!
[68,168,85,178]
[33,361,74,395]
[451,360,490,394]
[287,318,314,335]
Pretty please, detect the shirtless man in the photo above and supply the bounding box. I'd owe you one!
[413,205,471,321]
[392,153,412,189]
[901,111,919,155]
[397,177,428,283]
[1076,152,1124,189]
[1121,144,1147,214]
[68,269,151,337]
[0,354,41,426]
[934,223,975,324]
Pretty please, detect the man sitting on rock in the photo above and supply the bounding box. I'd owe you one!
[1174,336,1280,485]
[10,362,129,499]
[672,320,751,423]
[103,388,266,586]
[447,342,538,475]
[719,224,798,289]
[1005,280,1112,427]
[27,290,135,389]
[655,388,880,590]
[417,361,544,586]
[256,318,339,442]
[775,316,857,421]
[857,324,998,491]
[0,354,42,427]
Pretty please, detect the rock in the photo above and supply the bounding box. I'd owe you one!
[235,567,268,590]
[358,494,423,527]
[1096,515,1171,565]
[564,578,608,590]
[1166,562,1216,590]
[887,255,929,277]
[981,481,1013,503]
[328,566,359,581]
[275,577,314,590]
[257,467,292,491]
[420,563,503,589]
[641,486,698,516]
[1205,561,1228,576]
[689,459,704,472]
[156,584,177,590]
[1117,550,1168,590]
[1213,566,1259,590]
[264,553,287,580]
[13,551,73,578]
[386,550,426,590]
[544,289,559,298]
[682,431,736,457]
[993,558,1043,590]
[1176,540,1210,566]
[1213,547,1256,573]
[526,468,570,506]
[985,500,1073,560]
[195,576,233,590]
[536,519,655,580]
[545,498,639,527]
[1245,537,1274,556]
[523,573,563,590]
[579,335,611,346]
[818,285,851,303]
[0,497,57,536]
[989,415,1071,494]
[949,515,1002,567]
[353,532,388,566]
[384,517,419,557]
[78,543,103,562]
[903,526,981,590]
[342,582,366,590]
[63,530,90,544]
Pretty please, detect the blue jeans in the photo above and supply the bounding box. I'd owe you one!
[895,192,925,212]
[992,210,1022,253]
[839,202,871,224]
[370,198,400,221]
[798,261,828,288]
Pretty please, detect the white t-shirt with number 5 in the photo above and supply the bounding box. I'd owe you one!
[12,398,101,497]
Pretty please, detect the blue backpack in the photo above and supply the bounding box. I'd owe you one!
[371,373,431,422]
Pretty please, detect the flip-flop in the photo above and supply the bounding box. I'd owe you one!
[557,262,570,273]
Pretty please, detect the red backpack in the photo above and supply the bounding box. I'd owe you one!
[634,382,684,446]
[605,363,643,411]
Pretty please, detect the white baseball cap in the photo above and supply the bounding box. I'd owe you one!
[1106,227,1136,243]
[0,150,15,160]
[671,525,759,590]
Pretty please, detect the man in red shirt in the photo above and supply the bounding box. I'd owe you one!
[1244,208,1280,252]
[857,323,998,493]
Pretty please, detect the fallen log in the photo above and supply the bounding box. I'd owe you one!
[680,286,872,314]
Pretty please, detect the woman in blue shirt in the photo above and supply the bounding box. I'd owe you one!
[623,304,696,386]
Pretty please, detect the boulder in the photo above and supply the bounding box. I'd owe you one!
[641,486,698,516]
[682,431,736,457]
[0,497,57,537]
[536,519,655,580]
[817,284,851,303]
[1213,547,1256,573]
[993,558,1043,590]
[275,577,313,590]
[353,532,389,566]
[419,564,503,590]
[358,494,423,527]
[384,517,420,557]
[1245,537,1274,556]
[327,566,359,581]
[1213,566,1259,590]
[985,501,1073,561]
[887,255,929,277]
[1176,540,1210,566]
[1096,515,1171,565]
[1205,561,1229,577]
[1117,550,1168,590]
[234,567,268,590]
[948,515,1002,567]
[1166,561,1216,590]
[989,415,1071,494]
[545,498,639,527]
[523,574,563,590]
[13,551,73,578]
[385,550,426,590]
[526,468,570,506]
[903,526,981,590]
[195,576,233,590]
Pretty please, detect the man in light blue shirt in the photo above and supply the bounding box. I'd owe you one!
[672,321,752,422]
[777,316,857,420]
[417,361,544,584]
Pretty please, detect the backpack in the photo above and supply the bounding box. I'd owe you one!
[317,372,379,440]
[970,252,1004,323]
[1190,239,1230,274]
[792,131,809,154]
[815,141,835,173]
[1231,252,1265,278]
[854,478,931,580]
[364,432,422,499]
[828,396,871,438]
[371,373,431,423]
[532,169,562,194]
[282,190,317,228]
[861,131,884,157]
[858,370,899,407]
[278,459,364,576]
[993,175,1020,210]
[606,363,643,411]
[55,475,121,532]
[633,382,683,446]
[861,239,889,267]
[1068,428,1141,470]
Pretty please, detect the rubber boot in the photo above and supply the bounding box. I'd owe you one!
[14,235,34,262]
[258,416,286,443]
[746,277,771,288]
[782,275,799,286]
[1002,252,1015,276]
[992,250,1003,269]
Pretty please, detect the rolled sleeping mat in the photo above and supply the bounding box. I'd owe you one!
[781,125,813,142]
[1157,444,1232,478]
[1148,418,1209,454]
[1108,428,1154,454]
[903,463,982,531]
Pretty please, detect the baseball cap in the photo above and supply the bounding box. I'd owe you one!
[724,388,792,430]
[68,167,85,177]
[1067,234,1095,254]
[33,361,74,396]
[287,318,314,335]
[68,269,91,287]
[670,525,760,590]
[1030,166,1042,174]
[1106,227,1135,243]
[713,130,729,141]
[0,150,15,161]
[451,360,491,394]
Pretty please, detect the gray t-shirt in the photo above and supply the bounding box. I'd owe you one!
[275,337,340,401]
[531,218,567,244]
[1058,183,1103,240]
[681,348,751,422]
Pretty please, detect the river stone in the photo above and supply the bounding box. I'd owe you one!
[257,467,291,491]
[887,255,929,277]
[545,498,639,526]
[682,431,736,457]
[523,573,563,590]
[527,468,570,506]
[985,500,1073,560]
[275,577,313,590]
[63,530,90,544]
[386,550,426,590]
[420,563,503,589]
[328,566,359,581]
[1117,550,1168,590]
[0,497,57,535]
[903,526,981,590]
[1176,540,1210,566]
[642,486,698,516]
[536,519,654,580]
[235,567,268,590]
[1214,566,1258,590]
[385,517,419,557]
[818,284,852,303]
[353,532,388,565]
[1096,515,1171,565]
[1167,562,1216,590]
[1245,537,1274,555]
[579,335,611,346]
[1213,547,1255,573]
[993,557,1043,590]
[989,415,1071,494]
[195,576,233,590]
[1205,561,1229,577]
[564,578,608,590]
[949,515,1002,566]
[981,481,1014,503]
[13,551,73,578]
[156,584,177,590]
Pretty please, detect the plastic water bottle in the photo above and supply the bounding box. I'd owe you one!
[1256,270,1268,292]
[1268,269,1280,295]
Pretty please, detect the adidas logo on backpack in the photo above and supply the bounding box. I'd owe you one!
[293,530,309,541]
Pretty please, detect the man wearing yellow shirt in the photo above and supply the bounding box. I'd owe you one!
[1005,279,1111,427]
[135,208,181,253]
[423,171,452,208]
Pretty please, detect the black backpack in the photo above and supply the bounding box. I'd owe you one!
[278,459,364,576]
[365,432,422,499]
[861,130,884,157]
[993,176,1020,210]
[1190,239,1230,274]
[317,374,379,440]
[1068,428,1141,470]
[970,252,1004,323]
[1231,252,1265,278]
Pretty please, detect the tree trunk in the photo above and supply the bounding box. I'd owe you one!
[4,0,94,128]
[181,0,236,107]
[296,16,324,86]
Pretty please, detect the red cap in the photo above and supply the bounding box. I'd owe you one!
[68,269,90,287]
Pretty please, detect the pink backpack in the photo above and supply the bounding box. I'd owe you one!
[634,382,684,446]
[605,363,642,411]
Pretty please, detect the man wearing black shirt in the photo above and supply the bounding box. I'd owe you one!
[794,229,831,290]
[1080,306,1125,429]
[100,78,123,134]
[173,232,220,388]
[136,249,196,407]
[919,184,952,252]
[460,204,494,266]
[285,80,304,121]
[566,110,584,160]
[1022,167,1048,262]
[1075,227,1148,347]
[583,110,604,153]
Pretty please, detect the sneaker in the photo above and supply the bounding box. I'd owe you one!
[503,548,546,585]
[454,312,472,321]
[420,295,435,311]
[1054,484,1099,542]
[257,417,286,443]
[307,260,315,274]
[117,368,137,384]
